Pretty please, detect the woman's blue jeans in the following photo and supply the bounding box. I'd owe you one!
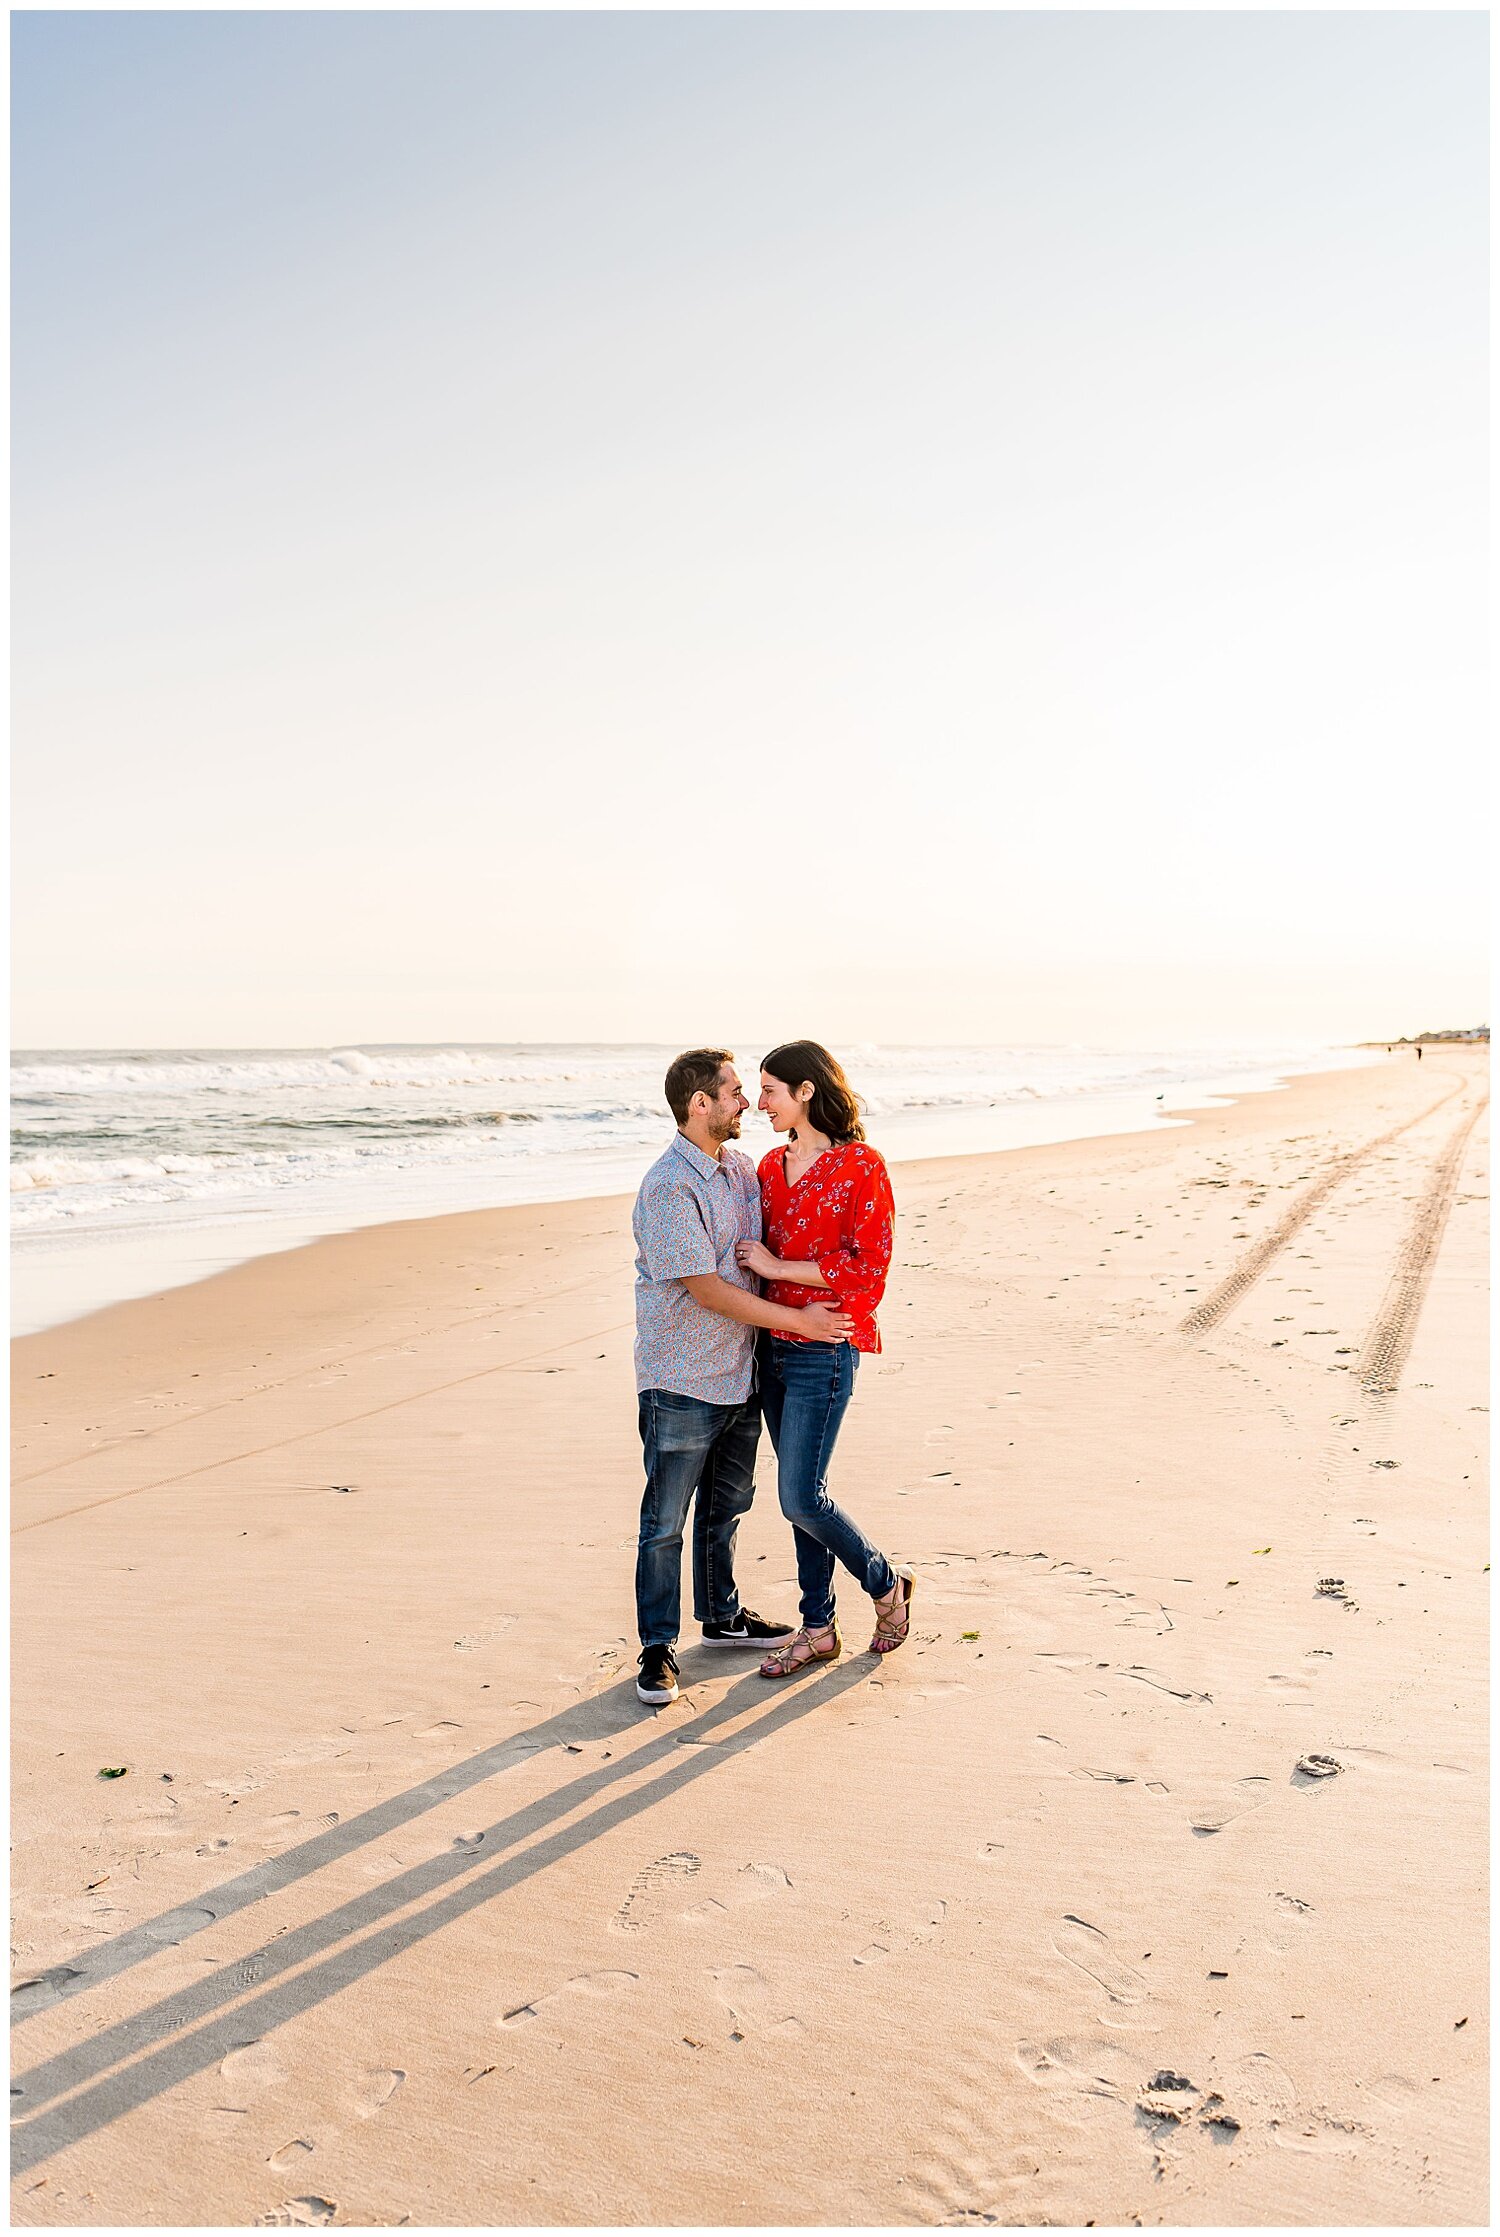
[759,1335,896,1629]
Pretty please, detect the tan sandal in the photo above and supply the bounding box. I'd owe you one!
[759,1621,842,1679]
[869,1568,914,1654]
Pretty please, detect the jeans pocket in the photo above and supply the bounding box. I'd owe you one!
[649,1388,720,1455]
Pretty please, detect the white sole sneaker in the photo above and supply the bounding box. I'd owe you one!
[699,1632,795,1648]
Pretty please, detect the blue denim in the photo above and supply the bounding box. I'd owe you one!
[636,1387,760,1648]
[759,1335,897,1629]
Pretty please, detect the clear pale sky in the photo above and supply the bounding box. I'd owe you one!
[12,10,1488,1050]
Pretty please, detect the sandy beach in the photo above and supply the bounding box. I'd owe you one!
[10,1049,1488,2228]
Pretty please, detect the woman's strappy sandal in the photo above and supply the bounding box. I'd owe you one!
[759,1620,842,1679]
[869,1567,915,1655]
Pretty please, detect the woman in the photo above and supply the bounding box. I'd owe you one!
[733,1040,914,1677]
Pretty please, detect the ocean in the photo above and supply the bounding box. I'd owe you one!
[10,1040,1376,1333]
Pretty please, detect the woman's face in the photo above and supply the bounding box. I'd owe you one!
[758,1071,810,1133]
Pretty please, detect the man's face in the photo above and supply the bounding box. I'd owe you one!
[703,1065,750,1145]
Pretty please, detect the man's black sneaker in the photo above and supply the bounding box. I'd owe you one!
[700,1609,797,1647]
[636,1644,680,1704]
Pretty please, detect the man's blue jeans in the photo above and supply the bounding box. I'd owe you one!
[760,1334,897,1629]
[635,1387,760,1649]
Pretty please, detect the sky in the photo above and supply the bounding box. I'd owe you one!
[12,9,1488,1051]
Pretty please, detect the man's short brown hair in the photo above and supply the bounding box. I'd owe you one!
[665,1048,733,1128]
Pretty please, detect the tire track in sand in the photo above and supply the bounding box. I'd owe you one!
[1178,1078,1467,1339]
[1357,1097,1487,1396]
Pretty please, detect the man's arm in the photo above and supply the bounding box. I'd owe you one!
[682,1272,852,1343]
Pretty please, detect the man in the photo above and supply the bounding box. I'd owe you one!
[633,1048,854,1705]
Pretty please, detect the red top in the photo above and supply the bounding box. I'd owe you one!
[758,1141,896,1353]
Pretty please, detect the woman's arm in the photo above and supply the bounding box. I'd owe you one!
[734,1239,829,1287]
[773,1258,829,1287]
[806,1156,896,1304]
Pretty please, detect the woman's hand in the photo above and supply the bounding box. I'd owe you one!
[735,1239,781,1280]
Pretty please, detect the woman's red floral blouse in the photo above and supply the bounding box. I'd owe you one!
[758,1141,896,1353]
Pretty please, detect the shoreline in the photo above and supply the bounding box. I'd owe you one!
[11,1045,1486,2227]
[12,1052,1388,1342]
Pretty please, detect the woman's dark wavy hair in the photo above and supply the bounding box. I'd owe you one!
[760,1040,866,1144]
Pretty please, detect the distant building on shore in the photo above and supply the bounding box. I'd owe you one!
[1393,1026,1489,1043]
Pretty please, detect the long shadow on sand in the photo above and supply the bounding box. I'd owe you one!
[13,1681,685,2029]
[12,1657,873,2176]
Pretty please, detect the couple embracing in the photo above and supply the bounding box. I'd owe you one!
[631,1041,914,1706]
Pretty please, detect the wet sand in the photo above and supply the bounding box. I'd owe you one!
[11,1049,1488,2227]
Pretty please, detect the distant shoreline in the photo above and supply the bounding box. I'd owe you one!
[1358,1031,1489,1046]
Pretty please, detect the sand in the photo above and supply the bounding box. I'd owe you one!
[10,1050,1488,2229]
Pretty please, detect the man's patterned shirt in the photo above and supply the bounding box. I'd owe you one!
[633,1133,762,1404]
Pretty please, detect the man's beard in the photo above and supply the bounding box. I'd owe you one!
[710,1112,741,1143]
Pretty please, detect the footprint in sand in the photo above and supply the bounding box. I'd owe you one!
[1014,2032,1135,2102]
[707,1963,803,2043]
[499,1969,638,2031]
[611,1851,701,1934]
[681,1861,792,1925]
[11,1965,83,2019]
[454,1617,518,1653]
[253,2202,335,2229]
[1190,1776,1274,1835]
[267,2140,316,2174]
[348,2067,405,2119]
[261,1811,340,1853]
[1292,1754,1345,1784]
[1230,2051,1298,2121]
[1052,1916,1153,2008]
[220,2039,289,2093]
[143,1906,218,1944]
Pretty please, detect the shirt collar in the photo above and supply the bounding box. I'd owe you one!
[672,1131,728,1181]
